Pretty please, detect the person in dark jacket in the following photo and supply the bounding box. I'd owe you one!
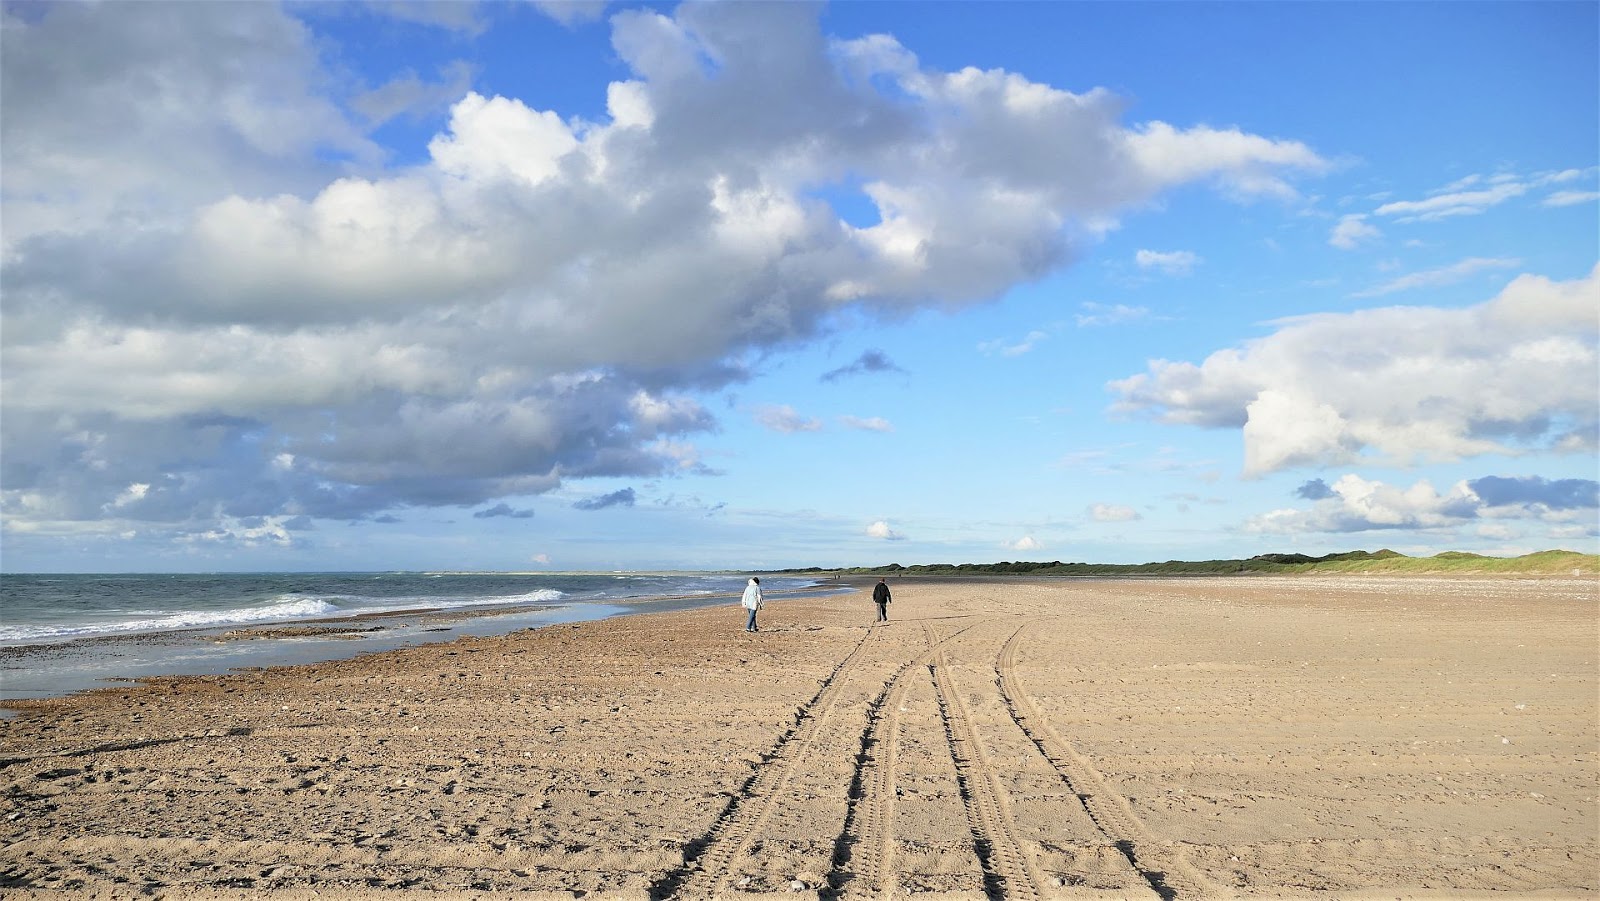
[871,578,891,623]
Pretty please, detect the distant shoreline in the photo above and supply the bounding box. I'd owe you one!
[772,548,1597,579]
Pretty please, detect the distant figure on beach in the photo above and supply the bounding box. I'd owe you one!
[872,578,891,623]
[741,577,763,632]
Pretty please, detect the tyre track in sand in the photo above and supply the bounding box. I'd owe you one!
[995,620,1225,900]
[929,643,1046,901]
[827,621,951,900]
[652,620,985,901]
[647,625,879,900]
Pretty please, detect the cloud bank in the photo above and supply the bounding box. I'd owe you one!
[1248,473,1599,535]
[1,1,1327,540]
[1110,266,1600,475]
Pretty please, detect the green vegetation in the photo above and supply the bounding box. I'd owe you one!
[776,549,1597,578]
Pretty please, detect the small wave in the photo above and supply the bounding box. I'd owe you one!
[0,597,340,644]
[403,588,565,609]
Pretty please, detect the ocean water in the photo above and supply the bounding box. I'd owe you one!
[0,572,830,703]
[0,572,812,645]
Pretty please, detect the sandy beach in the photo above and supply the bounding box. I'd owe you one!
[1,575,1595,900]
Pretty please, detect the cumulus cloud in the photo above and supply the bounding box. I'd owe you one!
[1089,503,1141,522]
[1329,213,1381,250]
[866,520,905,541]
[1295,478,1336,500]
[1110,265,1600,475]
[0,1,1328,541]
[573,487,637,510]
[821,349,905,382]
[1008,535,1042,551]
[1135,249,1200,275]
[1248,473,1598,534]
[350,61,478,127]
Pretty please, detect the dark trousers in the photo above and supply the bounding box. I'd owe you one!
[875,601,888,622]
[745,608,758,631]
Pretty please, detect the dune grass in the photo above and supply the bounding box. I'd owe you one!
[780,549,1598,578]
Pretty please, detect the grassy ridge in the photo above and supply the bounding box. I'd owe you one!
[777,549,1598,578]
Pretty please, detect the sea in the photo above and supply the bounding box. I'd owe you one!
[0,571,832,704]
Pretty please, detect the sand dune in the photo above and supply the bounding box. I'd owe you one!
[2,576,1595,899]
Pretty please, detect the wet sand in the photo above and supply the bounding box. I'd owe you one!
[2,576,1595,899]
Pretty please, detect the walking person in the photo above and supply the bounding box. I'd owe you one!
[741,577,763,632]
[872,577,891,623]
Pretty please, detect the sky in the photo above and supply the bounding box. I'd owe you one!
[1,0,1596,573]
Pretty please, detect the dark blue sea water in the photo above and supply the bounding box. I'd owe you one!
[0,572,829,703]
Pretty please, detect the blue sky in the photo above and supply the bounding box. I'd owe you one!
[1,1,1596,572]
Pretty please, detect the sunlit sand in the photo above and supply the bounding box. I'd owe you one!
[3,576,1594,899]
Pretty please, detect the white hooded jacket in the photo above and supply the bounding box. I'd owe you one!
[740,578,763,610]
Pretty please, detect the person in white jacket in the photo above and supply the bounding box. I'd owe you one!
[740,577,763,632]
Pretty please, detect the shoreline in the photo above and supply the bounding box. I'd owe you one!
[0,582,851,707]
[2,574,1594,898]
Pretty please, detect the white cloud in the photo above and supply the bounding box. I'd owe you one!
[178,515,297,547]
[1135,249,1200,275]
[1110,265,1600,475]
[1475,522,1520,541]
[1544,190,1600,208]
[530,1,610,26]
[1075,302,1151,327]
[1247,472,1597,536]
[1374,181,1528,221]
[1008,535,1043,551]
[1089,503,1141,522]
[0,2,375,249]
[978,330,1049,357]
[1247,475,1477,534]
[839,415,893,432]
[369,1,489,35]
[866,520,905,541]
[1351,256,1520,298]
[0,2,1328,538]
[1329,213,1381,250]
[754,404,823,434]
[350,61,477,127]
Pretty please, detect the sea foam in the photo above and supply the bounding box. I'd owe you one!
[0,597,340,643]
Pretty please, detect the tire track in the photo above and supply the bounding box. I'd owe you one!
[995,621,1224,900]
[827,621,943,900]
[929,646,1045,901]
[649,625,879,900]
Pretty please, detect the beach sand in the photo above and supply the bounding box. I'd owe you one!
[2,576,1595,900]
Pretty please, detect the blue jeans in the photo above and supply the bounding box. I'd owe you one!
[745,607,758,631]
